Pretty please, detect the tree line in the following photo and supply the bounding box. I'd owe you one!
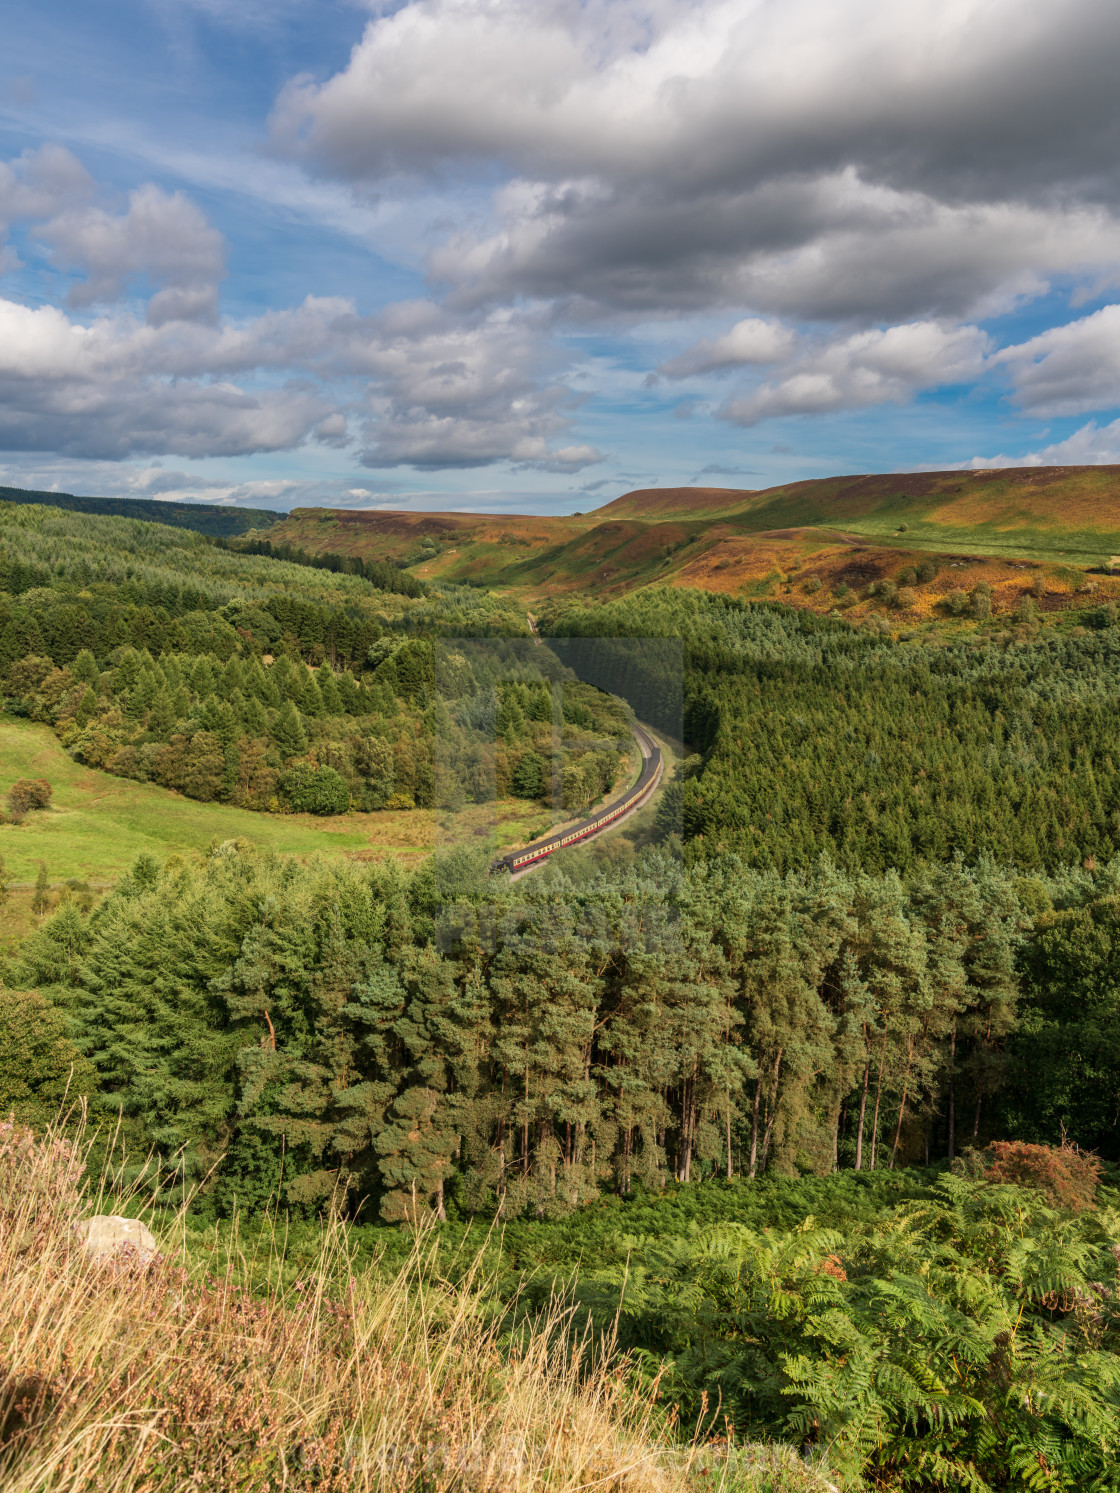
[216,535,425,597]
[7,841,1117,1224]
[2,501,636,815]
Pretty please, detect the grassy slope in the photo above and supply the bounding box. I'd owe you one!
[0,716,552,883]
[596,467,1120,561]
[258,465,1120,618]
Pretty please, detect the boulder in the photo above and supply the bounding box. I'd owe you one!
[73,1215,158,1266]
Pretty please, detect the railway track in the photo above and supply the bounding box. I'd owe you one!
[490,723,662,877]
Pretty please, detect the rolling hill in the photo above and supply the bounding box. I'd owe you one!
[254,465,1120,621]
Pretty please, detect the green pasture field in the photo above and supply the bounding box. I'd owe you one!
[0,717,545,888]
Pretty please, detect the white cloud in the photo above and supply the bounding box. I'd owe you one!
[994,304,1120,416]
[39,183,226,323]
[350,304,593,469]
[660,317,795,377]
[719,321,990,425]
[0,135,596,472]
[0,285,588,469]
[0,297,334,458]
[967,418,1120,469]
[0,144,94,233]
[275,0,1120,198]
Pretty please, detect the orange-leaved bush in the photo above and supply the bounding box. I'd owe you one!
[982,1140,1102,1212]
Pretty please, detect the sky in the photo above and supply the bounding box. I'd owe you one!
[3,0,1120,515]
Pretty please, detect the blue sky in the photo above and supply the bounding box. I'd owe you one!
[3,0,1120,515]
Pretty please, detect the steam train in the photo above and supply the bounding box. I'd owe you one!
[490,724,662,876]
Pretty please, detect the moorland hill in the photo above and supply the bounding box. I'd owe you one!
[257,464,1120,620]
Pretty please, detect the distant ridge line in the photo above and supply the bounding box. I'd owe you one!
[0,485,284,538]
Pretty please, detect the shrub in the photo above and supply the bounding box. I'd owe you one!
[1016,594,1039,625]
[970,582,992,619]
[981,1140,1101,1212]
[894,586,918,610]
[7,778,52,815]
[0,988,97,1126]
[917,560,938,583]
[278,762,351,815]
[803,576,823,594]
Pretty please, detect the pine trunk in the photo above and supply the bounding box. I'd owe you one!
[759,1049,784,1172]
[947,1027,957,1160]
[869,1033,888,1170]
[889,1037,915,1170]
[748,1061,764,1178]
[855,1055,870,1171]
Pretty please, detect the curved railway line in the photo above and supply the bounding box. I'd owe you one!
[490,724,663,877]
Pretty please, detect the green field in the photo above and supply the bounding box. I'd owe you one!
[0,718,435,884]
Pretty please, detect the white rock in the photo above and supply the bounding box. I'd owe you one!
[73,1215,158,1266]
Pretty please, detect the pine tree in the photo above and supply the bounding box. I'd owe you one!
[316,663,343,715]
[243,694,269,736]
[71,648,99,684]
[375,1086,457,1221]
[300,675,325,718]
[271,699,308,758]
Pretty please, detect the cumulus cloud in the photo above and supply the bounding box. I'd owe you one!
[719,321,990,425]
[0,144,95,275]
[660,318,795,377]
[994,304,1120,415]
[349,304,597,469]
[39,183,226,323]
[0,144,94,231]
[0,296,334,458]
[275,0,1120,198]
[0,283,592,468]
[968,419,1120,469]
[276,0,1120,325]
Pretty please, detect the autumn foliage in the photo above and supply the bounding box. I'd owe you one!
[982,1140,1102,1212]
[5,778,52,820]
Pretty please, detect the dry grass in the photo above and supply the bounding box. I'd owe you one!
[0,1121,835,1493]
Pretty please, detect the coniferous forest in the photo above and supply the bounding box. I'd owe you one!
[9,500,1120,1485]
